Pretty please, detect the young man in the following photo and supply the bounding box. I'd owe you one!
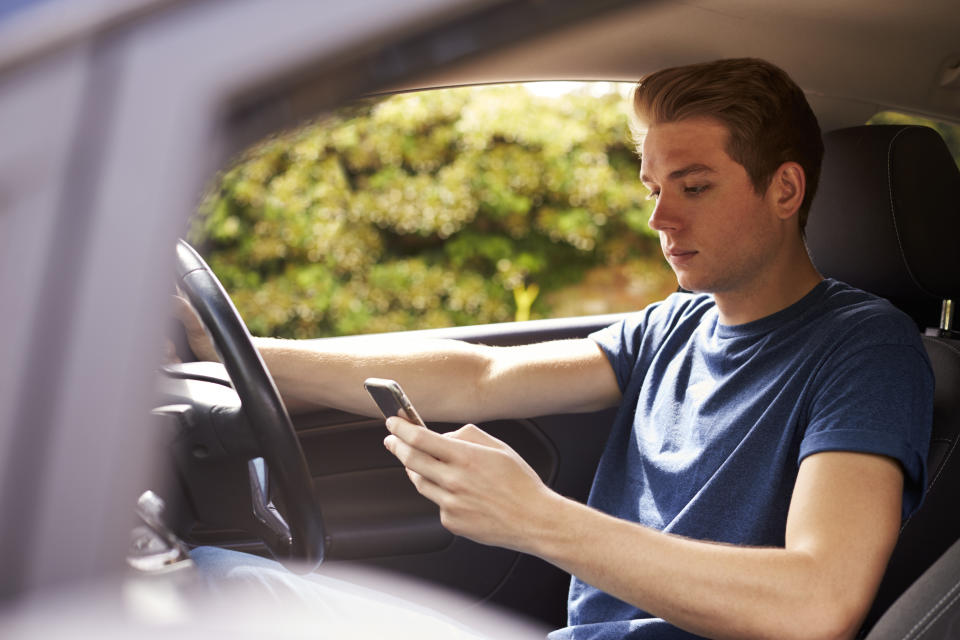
[185,59,932,639]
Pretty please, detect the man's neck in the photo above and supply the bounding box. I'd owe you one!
[713,253,823,326]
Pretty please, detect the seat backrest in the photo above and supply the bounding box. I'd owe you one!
[865,334,960,632]
[864,534,960,640]
[805,124,960,633]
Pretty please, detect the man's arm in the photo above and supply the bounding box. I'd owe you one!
[252,335,621,420]
[177,296,621,419]
[385,418,903,640]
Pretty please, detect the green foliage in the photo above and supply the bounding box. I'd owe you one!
[191,84,671,338]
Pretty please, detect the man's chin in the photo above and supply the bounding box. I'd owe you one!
[675,275,708,294]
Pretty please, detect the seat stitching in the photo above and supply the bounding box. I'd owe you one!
[928,339,960,360]
[919,339,960,490]
[886,127,938,299]
[925,425,960,491]
[898,421,957,534]
[903,578,960,640]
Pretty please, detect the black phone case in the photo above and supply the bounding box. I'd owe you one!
[364,378,426,426]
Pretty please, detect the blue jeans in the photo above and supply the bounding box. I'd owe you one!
[189,546,546,638]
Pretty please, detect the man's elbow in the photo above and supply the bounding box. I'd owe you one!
[805,616,861,640]
[788,593,869,640]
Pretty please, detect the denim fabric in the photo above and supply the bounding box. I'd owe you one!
[190,546,496,638]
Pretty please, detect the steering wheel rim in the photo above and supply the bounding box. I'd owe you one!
[175,239,325,571]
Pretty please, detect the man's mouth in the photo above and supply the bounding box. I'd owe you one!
[665,248,697,265]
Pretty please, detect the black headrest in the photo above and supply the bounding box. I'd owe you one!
[806,125,960,328]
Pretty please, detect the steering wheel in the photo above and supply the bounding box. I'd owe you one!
[174,239,325,571]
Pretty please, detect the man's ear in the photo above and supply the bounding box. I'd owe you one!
[769,161,806,220]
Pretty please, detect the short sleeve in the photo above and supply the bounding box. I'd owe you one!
[589,315,644,393]
[800,343,934,520]
[590,293,715,394]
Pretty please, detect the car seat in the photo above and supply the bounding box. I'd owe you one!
[805,124,960,638]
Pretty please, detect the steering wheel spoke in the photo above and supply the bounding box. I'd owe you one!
[248,458,293,553]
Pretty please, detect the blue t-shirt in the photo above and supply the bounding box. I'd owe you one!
[551,279,933,640]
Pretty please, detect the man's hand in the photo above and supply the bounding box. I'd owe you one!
[171,295,219,362]
[383,416,558,551]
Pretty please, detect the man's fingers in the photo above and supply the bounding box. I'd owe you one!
[163,338,182,364]
[403,467,447,505]
[171,294,218,362]
[171,295,196,324]
[172,295,204,336]
[385,416,465,462]
[383,433,447,480]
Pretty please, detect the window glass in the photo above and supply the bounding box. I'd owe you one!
[190,83,676,338]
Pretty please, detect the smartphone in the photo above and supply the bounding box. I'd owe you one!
[363,378,426,427]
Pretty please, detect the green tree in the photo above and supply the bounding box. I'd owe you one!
[191,84,674,338]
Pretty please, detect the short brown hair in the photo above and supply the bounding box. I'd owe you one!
[632,58,824,232]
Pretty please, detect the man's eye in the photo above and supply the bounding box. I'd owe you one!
[684,184,709,195]
[646,189,660,200]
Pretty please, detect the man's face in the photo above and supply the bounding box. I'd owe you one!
[640,116,784,297]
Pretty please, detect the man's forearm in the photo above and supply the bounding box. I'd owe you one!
[253,336,490,418]
[529,496,851,640]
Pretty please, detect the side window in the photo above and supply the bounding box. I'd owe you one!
[190,83,676,339]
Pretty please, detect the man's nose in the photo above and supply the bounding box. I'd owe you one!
[647,195,680,232]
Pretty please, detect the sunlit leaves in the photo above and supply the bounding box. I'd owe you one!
[192,83,674,338]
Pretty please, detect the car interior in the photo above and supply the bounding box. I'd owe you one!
[805,124,960,636]
[1,0,959,637]
[163,67,960,640]
[155,118,960,640]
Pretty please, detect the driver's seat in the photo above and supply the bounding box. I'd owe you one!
[805,124,960,637]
